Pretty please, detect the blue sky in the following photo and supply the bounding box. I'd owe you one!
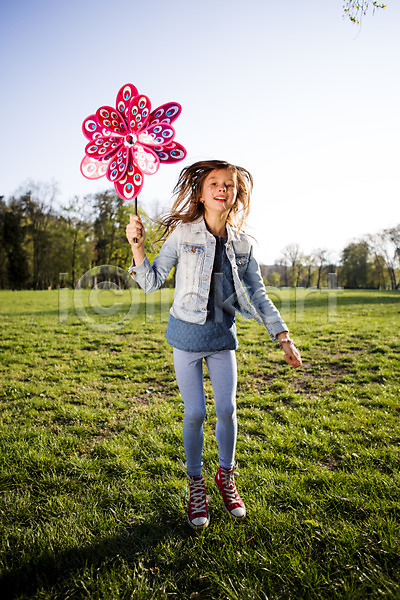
[0,0,398,264]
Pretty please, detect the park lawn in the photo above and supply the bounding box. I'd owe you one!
[0,288,399,599]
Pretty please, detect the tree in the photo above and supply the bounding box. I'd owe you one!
[313,248,330,289]
[344,1,387,25]
[302,254,316,288]
[367,226,400,289]
[369,253,389,289]
[268,271,281,288]
[2,200,29,289]
[18,181,58,289]
[0,197,8,288]
[340,241,370,288]
[281,244,303,287]
[62,197,94,287]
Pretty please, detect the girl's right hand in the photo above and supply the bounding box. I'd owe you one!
[126,214,146,249]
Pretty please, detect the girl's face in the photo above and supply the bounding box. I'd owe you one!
[200,168,237,218]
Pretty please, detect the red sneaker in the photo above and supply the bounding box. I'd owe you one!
[187,475,210,530]
[179,460,210,530]
[215,467,246,520]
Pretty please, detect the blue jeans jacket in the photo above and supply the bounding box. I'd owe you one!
[128,218,288,341]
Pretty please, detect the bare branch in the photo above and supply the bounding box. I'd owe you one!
[343,1,387,25]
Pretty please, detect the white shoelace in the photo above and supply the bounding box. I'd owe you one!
[220,470,240,504]
[188,477,207,512]
[178,458,207,513]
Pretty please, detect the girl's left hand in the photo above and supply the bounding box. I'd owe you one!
[282,343,302,368]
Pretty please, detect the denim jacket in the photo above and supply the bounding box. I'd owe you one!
[128,218,288,341]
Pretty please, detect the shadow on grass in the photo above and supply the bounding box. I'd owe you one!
[262,289,400,316]
[0,304,147,320]
[307,291,399,309]
[337,291,400,306]
[1,508,192,599]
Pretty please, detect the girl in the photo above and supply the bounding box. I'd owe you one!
[125,160,302,530]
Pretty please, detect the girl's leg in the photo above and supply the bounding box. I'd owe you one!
[173,348,207,477]
[205,350,238,471]
[206,350,246,520]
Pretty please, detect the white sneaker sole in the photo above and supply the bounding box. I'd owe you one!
[187,514,210,530]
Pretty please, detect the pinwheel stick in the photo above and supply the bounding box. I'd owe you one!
[134,196,138,243]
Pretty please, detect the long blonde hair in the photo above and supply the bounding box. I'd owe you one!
[157,160,253,239]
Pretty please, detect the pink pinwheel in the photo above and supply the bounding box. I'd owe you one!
[80,83,187,201]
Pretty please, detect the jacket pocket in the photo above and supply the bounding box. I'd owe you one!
[235,254,249,277]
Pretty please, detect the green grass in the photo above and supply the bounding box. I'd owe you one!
[0,288,399,599]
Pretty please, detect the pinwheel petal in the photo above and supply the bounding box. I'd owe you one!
[148,102,182,125]
[132,144,160,175]
[85,137,122,161]
[106,146,130,183]
[80,156,108,180]
[138,123,175,147]
[128,95,151,133]
[116,83,138,120]
[114,163,144,200]
[96,106,127,136]
[153,141,187,164]
[82,115,114,141]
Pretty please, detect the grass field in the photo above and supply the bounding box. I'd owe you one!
[0,287,399,599]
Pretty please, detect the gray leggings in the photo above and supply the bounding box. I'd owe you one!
[173,348,237,477]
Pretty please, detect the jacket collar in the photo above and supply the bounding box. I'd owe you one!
[190,218,240,242]
[190,218,207,233]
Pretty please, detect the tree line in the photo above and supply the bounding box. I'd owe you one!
[0,182,159,290]
[0,183,398,290]
[263,226,399,289]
